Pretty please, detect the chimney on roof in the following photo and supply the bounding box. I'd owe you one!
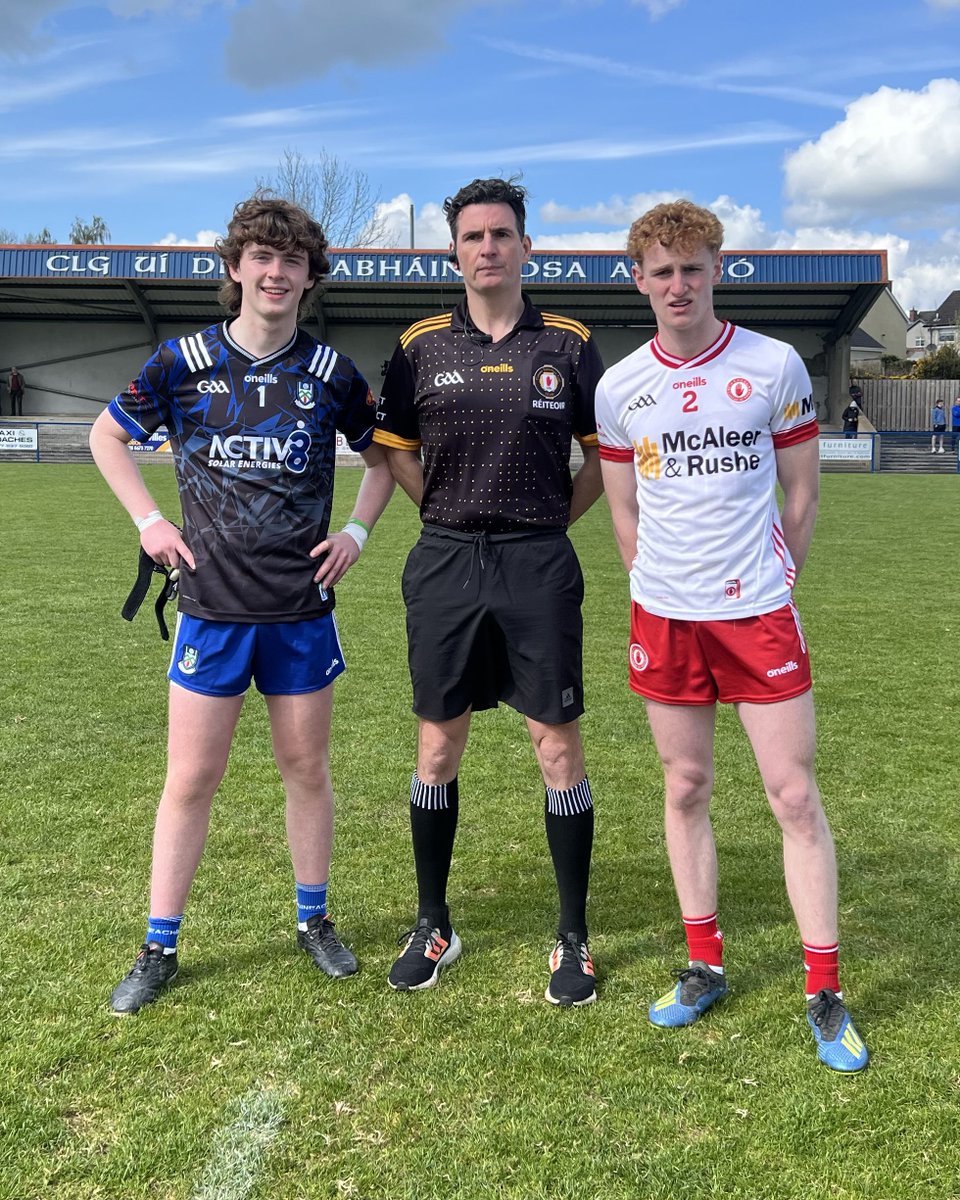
[909,308,918,321]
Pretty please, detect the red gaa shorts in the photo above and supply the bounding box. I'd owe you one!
[628,600,812,705]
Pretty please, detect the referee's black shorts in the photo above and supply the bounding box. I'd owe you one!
[401,524,585,725]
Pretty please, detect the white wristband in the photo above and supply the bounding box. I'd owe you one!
[136,510,164,533]
[341,520,369,552]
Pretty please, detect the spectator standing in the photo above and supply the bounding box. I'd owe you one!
[951,395,960,453]
[8,368,24,416]
[931,401,946,453]
[840,401,860,439]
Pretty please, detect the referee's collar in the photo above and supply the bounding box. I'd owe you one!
[452,293,544,339]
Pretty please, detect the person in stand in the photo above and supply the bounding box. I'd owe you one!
[596,199,868,1072]
[951,394,960,454]
[841,400,860,439]
[89,193,395,1015]
[931,401,947,453]
[8,368,24,416]
[373,177,605,1007]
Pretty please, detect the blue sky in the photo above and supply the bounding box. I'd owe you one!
[3,0,960,310]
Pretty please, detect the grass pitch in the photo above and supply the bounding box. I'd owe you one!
[0,465,958,1199]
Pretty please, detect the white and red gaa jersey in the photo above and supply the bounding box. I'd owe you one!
[596,322,818,620]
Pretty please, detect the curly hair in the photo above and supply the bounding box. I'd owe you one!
[443,176,528,240]
[626,200,724,264]
[216,191,330,316]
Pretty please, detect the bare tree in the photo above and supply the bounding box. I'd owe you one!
[257,149,387,247]
[69,215,111,244]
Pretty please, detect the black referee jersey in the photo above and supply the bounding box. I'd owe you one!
[373,295,602,534]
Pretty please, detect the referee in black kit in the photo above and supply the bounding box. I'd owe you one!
[373,177,605,1006]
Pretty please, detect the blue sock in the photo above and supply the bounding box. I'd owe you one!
[146,914,183,955]
[296,881,328,929]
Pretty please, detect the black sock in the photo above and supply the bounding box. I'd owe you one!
[410,772,459,933]
[544,777,594,941]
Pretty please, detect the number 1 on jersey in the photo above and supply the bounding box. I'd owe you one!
[257,384,267,407]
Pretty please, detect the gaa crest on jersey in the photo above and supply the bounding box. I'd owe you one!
[178,645,199,676]
[296,380,316,410]
[534,366,565,399]
[629,642,650,672]
[726,377,753,403]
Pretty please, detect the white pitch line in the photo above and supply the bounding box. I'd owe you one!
[191,1086,285,1200]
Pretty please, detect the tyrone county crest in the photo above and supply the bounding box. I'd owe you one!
[295,380,316,409]
[726,377,753,403]
[534,366,565,400]
[178,645,199,676]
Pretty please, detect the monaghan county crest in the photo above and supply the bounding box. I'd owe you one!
[178,645,199,676]
[296,380,316,409]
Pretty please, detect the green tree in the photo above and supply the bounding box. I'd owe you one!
[912,343,960,379]
[22,228,55,244]
[69,215,110,244]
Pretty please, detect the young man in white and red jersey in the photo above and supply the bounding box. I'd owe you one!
[595,200,868,1071]
[90,193,395,1014]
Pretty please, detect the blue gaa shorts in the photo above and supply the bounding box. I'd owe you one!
[167,613,346,697]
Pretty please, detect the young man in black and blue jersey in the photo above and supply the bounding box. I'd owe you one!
[90,193,394,1014]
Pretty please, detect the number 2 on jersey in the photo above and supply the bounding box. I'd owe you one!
[682,390,699,412]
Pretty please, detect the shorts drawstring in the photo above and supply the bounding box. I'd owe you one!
[462,530,491,589]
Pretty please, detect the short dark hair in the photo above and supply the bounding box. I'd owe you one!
[215,190,330,316]
[443,176,528,240]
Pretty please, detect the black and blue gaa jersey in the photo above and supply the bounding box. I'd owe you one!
[110,321,376,622]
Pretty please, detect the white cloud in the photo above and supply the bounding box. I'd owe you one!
[630,0,686,15]
[530,187,960,310]
[533,230,631,251]
[535,193,768,251]
[784,78,960,223]
[155,229,222,245]
[926,0,960,9]
[374,194,450,248]
[541,192,682,226]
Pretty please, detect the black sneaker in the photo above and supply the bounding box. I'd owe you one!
[545,932,597,1007]
[388,918,462,991]
[296,915,359,978]
[110,944,179,1015]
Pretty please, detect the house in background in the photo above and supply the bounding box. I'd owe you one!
[850,327,885,372]
[858,284,909,365]
[906,289,960,359]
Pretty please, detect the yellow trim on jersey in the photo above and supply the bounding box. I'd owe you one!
[575,432,600,447]
[400,312,453,350]
[541,312,591,340]
[373,429,422,452]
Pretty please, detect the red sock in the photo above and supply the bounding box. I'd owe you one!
[683,912,723,970]
[803,941,840,996]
